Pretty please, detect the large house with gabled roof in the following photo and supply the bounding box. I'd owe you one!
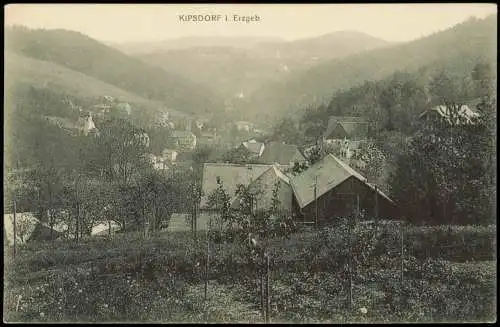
[200,163,292,213]
[290,154,398,223]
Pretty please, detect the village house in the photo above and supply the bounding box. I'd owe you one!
[147,153,171,171]
[238,139,266,158]
[320,116,370,161]
[117,102,132,116]
[157,111,175,129]
[77,111,99,136]
[162,148,178,163]
[167,131,197,150]
[418,104,480,125]
[200,163,292,213]
[241,165,294,214]
[235,121,254,133]
[198,130,219,146]
[259,141,307,166]
[339,139,365,160]
[94,103,112,119]
[323,116,369,143]
[290,154,398,224]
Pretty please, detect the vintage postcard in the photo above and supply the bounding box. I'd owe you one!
[3,3,497,323]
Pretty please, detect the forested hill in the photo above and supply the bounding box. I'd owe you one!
[133,31,391,99]
[5,26,225,116]
[293,61,496,144]
[240,15,497,123]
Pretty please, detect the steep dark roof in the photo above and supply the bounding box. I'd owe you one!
[242,140,265,155]
[259,142,306,165]
[323,116,368,139]
[290,154,392,209]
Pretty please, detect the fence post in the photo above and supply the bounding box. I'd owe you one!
[260,248,265,320]
[347,202,354,311]
[13,200,17,259]
[265,252,271,323]
[400,222,404,286]
[204,230,209,303]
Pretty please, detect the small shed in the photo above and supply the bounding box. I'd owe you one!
[91,220,122,237]
[4,212,65,246]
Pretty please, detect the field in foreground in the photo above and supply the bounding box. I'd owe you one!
[3,224,496,323]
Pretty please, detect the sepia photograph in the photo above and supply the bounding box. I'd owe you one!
[3,3,497,323]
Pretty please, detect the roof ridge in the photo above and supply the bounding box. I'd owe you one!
[203,162,277,167]
[272,165,291,184]
[329,154,367,182]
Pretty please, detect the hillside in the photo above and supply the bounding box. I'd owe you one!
[5,51,162,108]
[239,15,497,123]
[5,26,225,116]
[112,36,286,55]
[137,46,287,99]
[135,31,392,99]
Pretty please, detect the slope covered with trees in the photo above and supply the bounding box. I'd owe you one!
[241,15,496,123]
[5,26,224,115]
[135,31,391,99]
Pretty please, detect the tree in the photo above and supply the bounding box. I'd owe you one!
[390,66,495,225]
[141,170,177,235]
[93,117,150,184]
[471,62,495,99]
[429,69,461,107]
[355,142,386,184]
[207,177,234,230]
[307,144,324,165]
[28,166,66,240]
[221,146,260,165]
[301,105,328,142]
[270,118,304,145]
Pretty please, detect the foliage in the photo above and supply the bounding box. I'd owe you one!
[355,142,386,183]
[3,221,496,323]
[220,146,261,165]
[390,69,495,225]
[269,118,305,146]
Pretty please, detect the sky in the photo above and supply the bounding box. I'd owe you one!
[4,4,497,44]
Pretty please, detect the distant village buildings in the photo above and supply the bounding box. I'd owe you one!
[167,131,197,151]
[235,121,254,133]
